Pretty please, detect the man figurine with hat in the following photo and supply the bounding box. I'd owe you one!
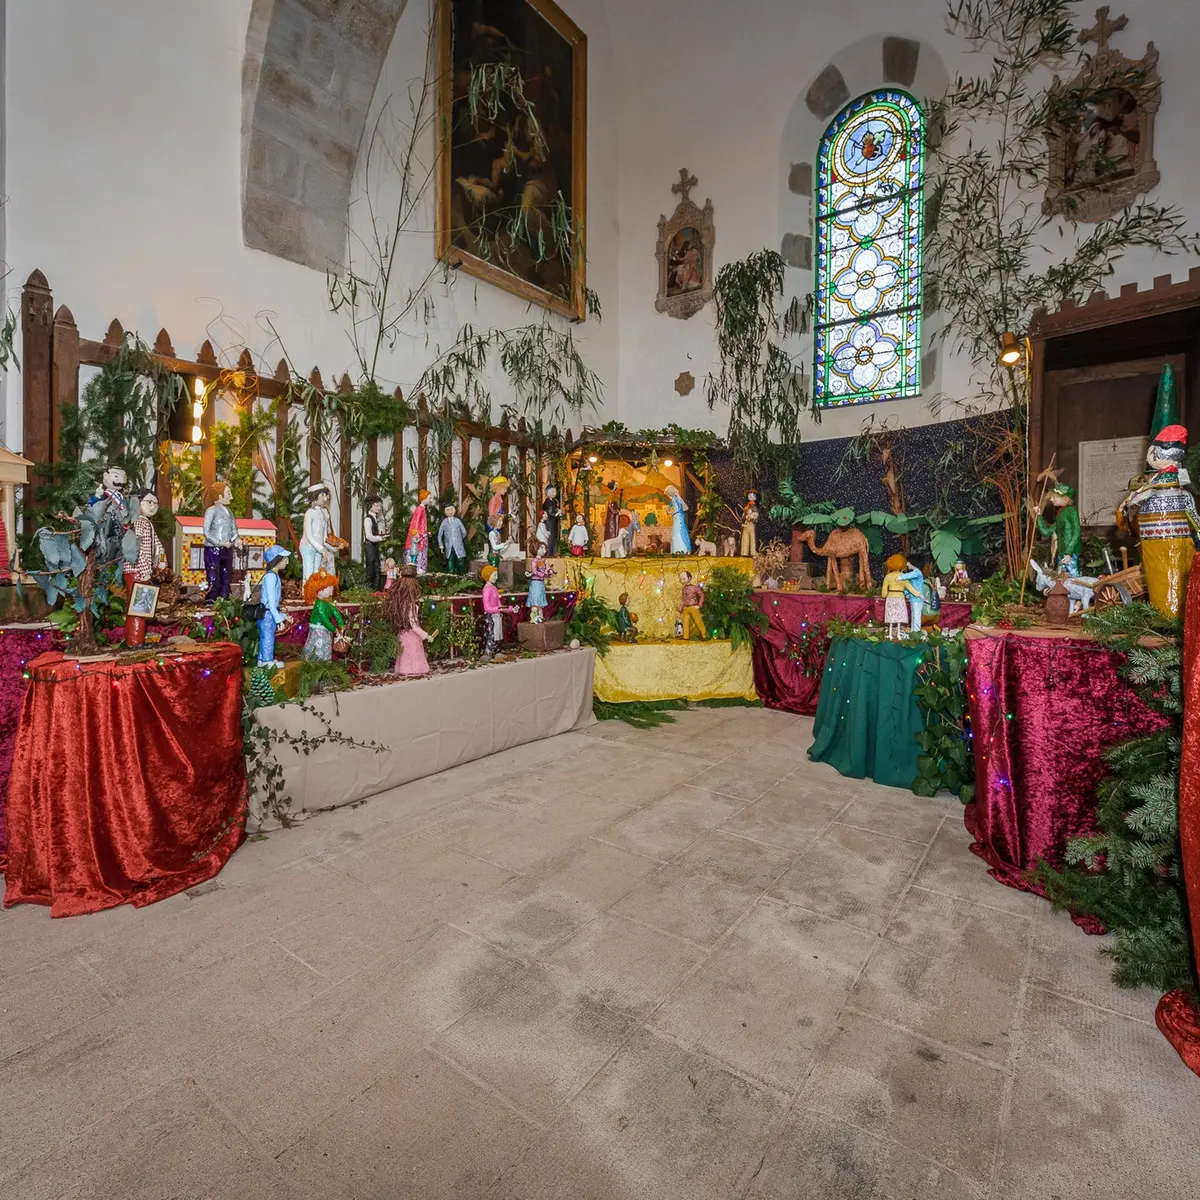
[1118,423,1200,618]
[1035,482,1082,576]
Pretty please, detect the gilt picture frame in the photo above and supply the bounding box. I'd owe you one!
[436,0,588,321]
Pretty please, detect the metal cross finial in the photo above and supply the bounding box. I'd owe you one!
[672,169,698,204]
[1079,6,1128,50]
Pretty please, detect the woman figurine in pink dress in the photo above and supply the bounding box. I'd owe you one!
[384,564,437,676]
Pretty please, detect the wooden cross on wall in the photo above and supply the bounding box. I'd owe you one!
[1078,6,1128,50]
[672,169,698,204]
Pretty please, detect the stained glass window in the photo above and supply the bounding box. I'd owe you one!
[814,90,925,407]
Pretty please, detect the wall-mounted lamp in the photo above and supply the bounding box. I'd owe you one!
[998,331,1026,368]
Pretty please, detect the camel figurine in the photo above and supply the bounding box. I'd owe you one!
[795,527,872,592]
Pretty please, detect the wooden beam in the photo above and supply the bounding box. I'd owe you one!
[51,305,80,465]
[21,271,54,502]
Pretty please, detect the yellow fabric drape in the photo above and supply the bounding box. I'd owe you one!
[1141,536,1194,619]
[547,555,754,635]
[592,640,757,703]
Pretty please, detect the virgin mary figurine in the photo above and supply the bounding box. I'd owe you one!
[665,485,692,555]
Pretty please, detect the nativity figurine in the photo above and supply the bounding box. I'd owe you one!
[254,545,292,668]
[385,563,437,676]
[526,543,553,624]
[740,491,759,557]
[567,513,590,557]
[302,569,345,662]
[301,484,339,584]
[1117,424,1200,617]
[404,488,435,575]
[363,495,387,591]
[438,503,468,574]
[202,479,240,601]
[678,570,707,640]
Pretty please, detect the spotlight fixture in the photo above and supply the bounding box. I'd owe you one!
[998,331,1024,367]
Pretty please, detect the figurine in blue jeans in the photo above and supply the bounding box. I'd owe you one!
[257,545,292,668]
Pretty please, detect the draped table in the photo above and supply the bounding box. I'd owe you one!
[2,643,247,916]
[962,627,1168,922]
[752,592,972,715]
[0,625,59,859]
[809,636,928,788]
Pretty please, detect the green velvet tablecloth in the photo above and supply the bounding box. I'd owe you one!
[809,636,926,788]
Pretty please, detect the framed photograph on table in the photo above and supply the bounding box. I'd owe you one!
[436,0,588,320]
[127,583,160,619]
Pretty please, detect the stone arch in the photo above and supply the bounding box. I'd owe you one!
[779,35,950,394]
[242,0,411,273]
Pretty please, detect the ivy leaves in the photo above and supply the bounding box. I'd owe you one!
[911,634,975,803]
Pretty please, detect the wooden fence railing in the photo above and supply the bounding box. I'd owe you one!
[21,270,569,564]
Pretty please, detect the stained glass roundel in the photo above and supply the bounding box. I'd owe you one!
[814,90,925,408]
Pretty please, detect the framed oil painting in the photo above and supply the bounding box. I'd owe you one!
[436,0,588,320]
[656,169,715,321]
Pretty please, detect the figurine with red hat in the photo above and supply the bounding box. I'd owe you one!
[1118,422,1200,618]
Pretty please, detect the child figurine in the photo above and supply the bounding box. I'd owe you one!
[302,569,344,661]
[385,564,437,676]
[740,490,759,557]
[678,570,707,640]
[383,557,399,590]
[481,564,519,658]
[487,475,510,533]
[404,489,434,574]
[615,592,638,643]
[438,503,468,574]
[881,553,922,640]
[568,512,590,557]
[526,543,553,623]
[949,559,972,603]
[256,545,292,668]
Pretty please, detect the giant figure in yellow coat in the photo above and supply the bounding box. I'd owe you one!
[1118,424,1200,618]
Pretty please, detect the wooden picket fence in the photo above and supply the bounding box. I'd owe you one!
[20,270,569,563]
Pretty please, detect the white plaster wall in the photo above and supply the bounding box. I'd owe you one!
[606,0,1200,442]
[2,0,620,452]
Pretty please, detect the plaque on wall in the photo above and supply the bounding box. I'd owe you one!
[1078,434,1148,526]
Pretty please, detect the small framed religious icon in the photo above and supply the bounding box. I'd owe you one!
[127,582,160,619]
[656,169,715,320]
[1043,9,1161,223]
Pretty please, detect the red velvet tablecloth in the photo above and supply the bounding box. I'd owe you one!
[0,626,59,859]
[2,643,247,917]
[751,592,973,714]
[963,630,1168,925]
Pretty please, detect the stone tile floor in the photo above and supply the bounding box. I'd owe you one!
[3,705,1199,1198]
